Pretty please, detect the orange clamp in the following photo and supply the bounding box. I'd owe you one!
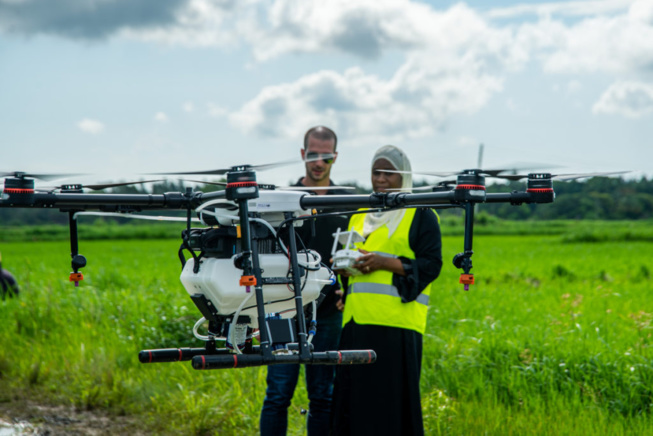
[69,272,84,283]
[459,274,475,285]
[240,275,256,286]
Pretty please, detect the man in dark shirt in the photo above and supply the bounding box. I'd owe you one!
[260,126,348,436]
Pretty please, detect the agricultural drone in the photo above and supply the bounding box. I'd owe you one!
[0,165,620,370]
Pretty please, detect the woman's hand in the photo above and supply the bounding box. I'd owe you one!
[354,249,406,276]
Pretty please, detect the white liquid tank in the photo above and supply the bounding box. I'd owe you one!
[180,251,331,328]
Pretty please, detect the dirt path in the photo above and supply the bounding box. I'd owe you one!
[0,399,146,436]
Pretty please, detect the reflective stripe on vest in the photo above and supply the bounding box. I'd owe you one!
[348,282,430,306]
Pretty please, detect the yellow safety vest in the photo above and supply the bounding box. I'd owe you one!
[342,208,432,334]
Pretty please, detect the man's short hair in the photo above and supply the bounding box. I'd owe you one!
[304,126,338,151]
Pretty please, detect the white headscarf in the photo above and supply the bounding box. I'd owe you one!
[362,145,413,237]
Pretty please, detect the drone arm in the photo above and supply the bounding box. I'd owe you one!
[485,191,553,205]
[485,175,555,205]
[192,190,226,207]
[1,191,190,210]
[300,191,456,210]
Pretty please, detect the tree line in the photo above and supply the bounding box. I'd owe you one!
[1,176,652,226]
[474,176,653,220]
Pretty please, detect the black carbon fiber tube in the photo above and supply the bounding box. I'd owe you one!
[309,350,377,365]
[139,347,215,363]
[300,192,455,210]
[192,349,377,370]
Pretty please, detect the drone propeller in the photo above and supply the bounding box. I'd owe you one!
[385,179,457,192]
[493,170,630,182]
[273,185,356,191]
[40,179,165,192]
[1,171,84,181]
[387,167,628,182]
[180,179,355,191]
[151,159,300,177]
[177,179,227,187]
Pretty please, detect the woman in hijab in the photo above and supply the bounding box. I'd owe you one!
[331,145,443,436]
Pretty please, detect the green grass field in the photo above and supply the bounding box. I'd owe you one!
[1,221,652,434]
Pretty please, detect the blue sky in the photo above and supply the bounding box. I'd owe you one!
[1,0,652,189]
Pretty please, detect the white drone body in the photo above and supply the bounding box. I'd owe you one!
[197,190,310,227]
[331,228,366,276]
[181,190,335,329]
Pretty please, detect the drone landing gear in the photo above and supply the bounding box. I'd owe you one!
[453,196,478,291]
[67,209,86,287]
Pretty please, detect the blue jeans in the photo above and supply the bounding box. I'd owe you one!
[260,310,343,436]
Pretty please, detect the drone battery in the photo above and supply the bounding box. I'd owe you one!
[265,314,297,351]
[184,227,241,258]
[190,293,220,322]
[184,226,278,258]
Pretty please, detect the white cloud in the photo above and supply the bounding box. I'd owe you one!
[246,1,528,68]
[154,112,169,122]
[77,118,105,134]
[630,0,653,24]
[592,81,653,118]
[247,0,432,60]
[4,0,650,80]
[8,0,653,144]
[228,0,653,140]
[516,1,653,76]
[230,60,503,142]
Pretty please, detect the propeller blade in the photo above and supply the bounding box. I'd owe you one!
[491,170,630,182]
[491,174,529,181]
[385,169,460,177]
[153,168,231,176]
[40,179,164,192]
[385,186,438,192]
[180,179,227,186]
[253,159,301,171]
[552,171,630,181]
[151,159,300,177]
[1,171,84,181]
[275,185,356,191]
[82,179,164,191]
[479,162,563,178]
[386,163,563,180]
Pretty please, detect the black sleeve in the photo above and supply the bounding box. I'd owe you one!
[392,208,443,303]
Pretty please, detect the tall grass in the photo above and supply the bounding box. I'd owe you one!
[0,229,652,434]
